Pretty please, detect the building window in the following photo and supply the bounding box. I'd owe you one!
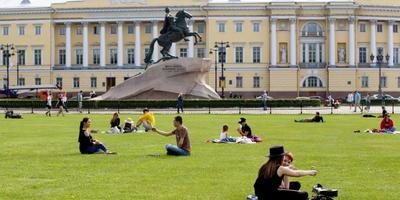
[394,24,398,33]
[93,48,100,65]
[93,25,99,35]
[253,76,260,88]
[197,23,205,33]
[253,22,260,32]
[235,22,243,32]
[34,49,42,65]
[303,76,323,88]
[2,26,9,36]
[76,26,82,35]
[308,44,317,63]
[359,47,367,64]
[361,76,369,88]
[360,23,366,32]
[75,49,83,65]
[110,24,117,35]
[35,77,41,86]
[73,77,80,88]
[35,25,41,35]
[90,77,97,88]
[18,78,25,86]
[56,77,63,88]
[252,47,261,63]
[128,25,134,34]
[127,48,135,64]
[19,25,25,36]
[60,26,66,35]
[17,50,26,66]
[394,48,399,64]
[144,24,152,34]
[180,48,188,57]
[380,76,387,88]
[218,23,225,33]
[197,48,205,58]
[110,48,118,65]
[235,47,243,63]
[218,47,226,63]
[58,49,66,65]
[236,76,243,88]
[377,24,383,33]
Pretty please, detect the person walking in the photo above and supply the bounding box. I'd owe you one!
[77,90,83,113]
[261,91,270,111]
[45,92,52,117]
[354,91,362,113]
[365,93,371,113]
[177,93,184,114]
[56,94,65,117]
[347,92,354,111]
[62,92,69,113]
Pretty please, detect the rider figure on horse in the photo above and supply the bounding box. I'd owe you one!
[160,7,189,42]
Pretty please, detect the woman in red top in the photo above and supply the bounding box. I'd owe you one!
[380,114,396,133]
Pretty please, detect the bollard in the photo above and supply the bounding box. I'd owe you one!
[270,104,272,115]
[208,100,211,114]
[117,101,120,114]
[31,100,34,114]
[300,101,303,115]
[392,101,395,114]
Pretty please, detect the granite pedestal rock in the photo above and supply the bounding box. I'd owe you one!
[94,58,221,100]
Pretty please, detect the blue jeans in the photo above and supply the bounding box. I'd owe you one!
[81,144,107,154]
[263,100,268,111]
[381,127,397,133]
[165,144,190,156]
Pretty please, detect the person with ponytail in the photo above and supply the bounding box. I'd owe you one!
[254,145,317,200]
[78,117,116,155]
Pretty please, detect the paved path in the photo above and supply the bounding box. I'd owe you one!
[2,105,394,115]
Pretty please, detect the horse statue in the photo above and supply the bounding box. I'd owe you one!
[144,8,202,67]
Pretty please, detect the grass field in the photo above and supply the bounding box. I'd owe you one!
[0,113,399,200]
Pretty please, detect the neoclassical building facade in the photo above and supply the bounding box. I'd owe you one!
[1,0,400,98]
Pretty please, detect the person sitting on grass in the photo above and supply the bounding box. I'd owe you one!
[280,152,302,191]
[254,145,317,200]
[110,112,121,131]
[122,118,135,133]
[136,108,155,132]
[237,118,262,142]
[78,117,116,155]
[380,113,396,133]
[295,112,324,123]
[207,125,237,143]
[152,116,191,156]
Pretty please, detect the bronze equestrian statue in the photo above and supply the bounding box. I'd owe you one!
[144,8,202,67]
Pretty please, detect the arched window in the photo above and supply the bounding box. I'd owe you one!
[303,76,323,88]
[302,23,323,37]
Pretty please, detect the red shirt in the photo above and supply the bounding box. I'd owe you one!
[380,118,394,129]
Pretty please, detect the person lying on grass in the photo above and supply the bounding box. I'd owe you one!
[236,118,262,142]
[207,125,237,143]
[136,108,156,132]
[78,117,116,155]
[280,152,302,191]
[152,116,191,156]
[295,112,324,123]
[254,145,317,200]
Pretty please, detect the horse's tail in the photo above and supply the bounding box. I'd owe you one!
[144,38,158,64]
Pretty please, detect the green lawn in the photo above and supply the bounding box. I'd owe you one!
[0,114,399,200]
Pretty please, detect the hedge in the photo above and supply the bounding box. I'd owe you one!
[0,99,321,109]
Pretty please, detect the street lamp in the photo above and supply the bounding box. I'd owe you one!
[209,48,219,93]
[370,48,390,106]
[0,44,15,97]
[213,41,230,98]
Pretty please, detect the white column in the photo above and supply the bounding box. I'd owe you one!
[348,17,355,66]
[188,21,194,58]
[152,21,159,61]
[117,21,124,67]
[289,18,297,66]
[329,18,336,67]
[100,22,106,67]
[388,20,394,67]
[321,43,325,63]
[370,19,377,64]
[65,22,71,67]
[170,43,176,57]
[50,22,55,67]
[134,21,141,67]
[0,50,3,66]
[316,43,320,64]
[82,22,89,67]
[270,18,277,66]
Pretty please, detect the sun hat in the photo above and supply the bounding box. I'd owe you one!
[125,118,133,124]
[267,145,288,158]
